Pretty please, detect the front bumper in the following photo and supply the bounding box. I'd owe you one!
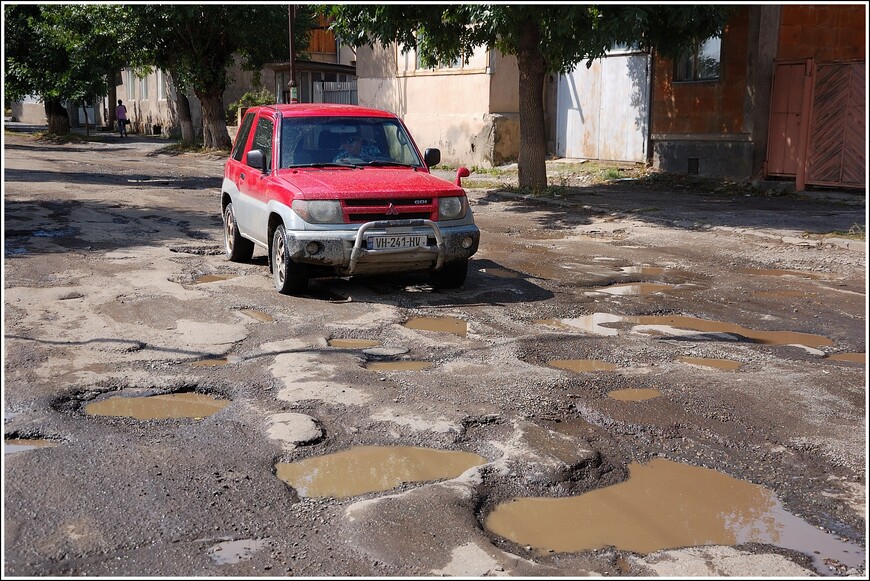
[282,219,480,276]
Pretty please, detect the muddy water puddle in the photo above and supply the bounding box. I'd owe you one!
[543,313,833,348]
[607,389,662,401]
[366,361,433,372]
[193,274,239,284]
[207,538,272,565]
[827,352,865,364]
[594,282,678,296]
[5,438,59,455]
[404,316,467,337]
[239,309,273,322]
[485,458,863,574]
[275,445,486,498]
[549,359,617,373]
[328,338,381,349]
[677,356,742,371]
[85,392,229,420]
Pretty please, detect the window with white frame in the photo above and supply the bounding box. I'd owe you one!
[674,36,721,82]
[139,75,149,100]
[157,70,166,100]
[125,69,136,100]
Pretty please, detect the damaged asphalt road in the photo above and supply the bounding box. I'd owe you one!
[2,129,866,577]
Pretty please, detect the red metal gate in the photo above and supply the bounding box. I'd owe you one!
[766,59,866,190]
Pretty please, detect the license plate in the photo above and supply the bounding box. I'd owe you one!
[367,235,427,250]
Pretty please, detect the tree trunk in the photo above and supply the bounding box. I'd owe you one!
[45,98,70,135]
[196,90,231,150]
[516,23,549,191]
[176,92,196,146]
[82,100,90,137]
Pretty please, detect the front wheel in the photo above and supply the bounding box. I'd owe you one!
[271,225,309,295]
[431,259,468,290]
[223,202,254,262]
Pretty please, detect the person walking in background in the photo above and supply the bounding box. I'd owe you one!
[116,99,128,137]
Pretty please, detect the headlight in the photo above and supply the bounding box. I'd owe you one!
[292,200,343,224]
[438,196,467,221]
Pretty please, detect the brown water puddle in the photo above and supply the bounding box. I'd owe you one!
[239,309,273,322]
[484,458,864,574]
[545,313,833,348]
[549,359,617,373]
[366,361,433,372]
[827,352,865,364]
[618,266,665,276]
[596,283,676,296]
[404,316,467,337]
[193,274,239,284]
[5,438,59,455]
[677,356,742,371]
[275,445,487,498]
[85,392,229,420]
[607,389,662,401]
[739,267,822,279]
[329,338,381,349]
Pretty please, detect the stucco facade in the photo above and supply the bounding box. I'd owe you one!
[356,43,521,168]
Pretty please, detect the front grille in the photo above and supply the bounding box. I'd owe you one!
[345,198,431,207]
[348,212,431,222]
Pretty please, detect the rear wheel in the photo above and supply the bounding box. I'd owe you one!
[223,202,254,262]
[431,259,468,290]
[271,224,309,295]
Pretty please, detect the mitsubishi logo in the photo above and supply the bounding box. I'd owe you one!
[385,203,399,216]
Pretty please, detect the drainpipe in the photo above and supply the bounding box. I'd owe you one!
[288,5,298,103]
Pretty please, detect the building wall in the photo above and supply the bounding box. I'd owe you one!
[356,43,521,167]
[778,4,866,61]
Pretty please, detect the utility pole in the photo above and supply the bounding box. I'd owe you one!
[287,5,298,103]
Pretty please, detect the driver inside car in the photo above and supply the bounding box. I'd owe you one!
[333,132,381,162]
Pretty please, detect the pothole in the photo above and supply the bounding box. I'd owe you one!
[404,316,467,337]
[193,274,239,284]
[206,538,273,565]
[826,352,865,364]
[328,338,381,349]
[484,458,864,575]
[238,309,273,323]
[739,267,823,280]
[5,437,60,455]
[84,391,229,420]
[607,389,663,401]
[275,445,486,498]
[169,244,224,256]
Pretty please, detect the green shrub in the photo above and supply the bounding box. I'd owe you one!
[227,88,276,125]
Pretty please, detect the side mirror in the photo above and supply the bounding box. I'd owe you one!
[455,166,471,186]
[246,149,268,173]
[424,148,441,168]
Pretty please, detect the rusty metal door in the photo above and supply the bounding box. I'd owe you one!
[804,61,865,189]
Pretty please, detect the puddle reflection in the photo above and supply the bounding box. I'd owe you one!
[207,538,271,565]
[85,392,229,420]
[485,458,864,574]
[276,445,486,498]
[595,283,676,296]
[4,438,59,455]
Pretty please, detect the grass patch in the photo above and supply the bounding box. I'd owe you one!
[819,224,865,240]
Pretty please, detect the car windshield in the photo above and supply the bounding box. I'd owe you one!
[279,116,424,169]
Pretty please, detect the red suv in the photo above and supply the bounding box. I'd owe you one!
[222,104,480,294]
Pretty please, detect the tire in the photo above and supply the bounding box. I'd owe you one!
[223,202,254,262]
[271,224,309,295]
[431,259,468,290]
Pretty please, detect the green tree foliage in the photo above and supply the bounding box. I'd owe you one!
[128,5,313,149]
[4,4,136,134]
[322,4,733,190]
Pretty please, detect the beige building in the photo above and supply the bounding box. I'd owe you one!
[355,43,523,167]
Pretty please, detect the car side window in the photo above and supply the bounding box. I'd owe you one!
[251,117,274,171]
[231,112,255,162]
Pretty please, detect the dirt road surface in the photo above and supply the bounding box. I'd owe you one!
[3,128,866,577]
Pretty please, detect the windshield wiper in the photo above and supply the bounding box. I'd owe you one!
[286,162,362,169]
[365,160,418,168]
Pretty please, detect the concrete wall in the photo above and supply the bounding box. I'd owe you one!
[356,43,521,168]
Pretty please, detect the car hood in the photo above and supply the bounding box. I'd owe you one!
[274,167,464,200]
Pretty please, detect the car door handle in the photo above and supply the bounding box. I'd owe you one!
[240,172,246,180]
